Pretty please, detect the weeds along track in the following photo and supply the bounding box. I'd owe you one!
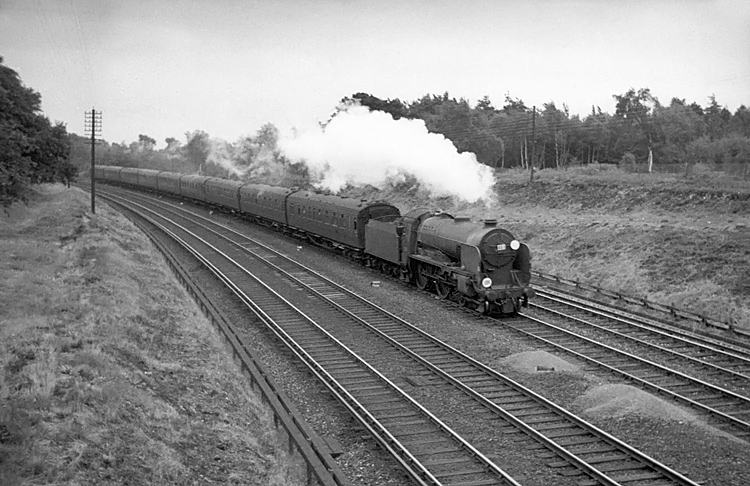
[492,290,750,441]
[98,186,701,486]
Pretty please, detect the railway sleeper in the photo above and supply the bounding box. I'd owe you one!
[524,415,569,425]
[399,437,453,447]
[433,467,493,479]
[420,456,475,467]
[393,427,440,437]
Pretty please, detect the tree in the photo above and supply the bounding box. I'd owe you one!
[613,88,658,171]
[704,95,732,141]
[341,93,410,120]
[651,98,706,165]
[476,95,497,115]
[410,94,505,167]
[408,92,453,119]
[541,102,573,168]
[497,95,531,168]
[137,134,156,151]
[566,106,617,165]
[1,57,76,207]
[728,105,750,137]
[184,130,210,173]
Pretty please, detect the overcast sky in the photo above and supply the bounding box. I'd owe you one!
[2,0,749,147]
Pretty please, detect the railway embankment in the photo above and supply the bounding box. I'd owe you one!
[0,185,301,485]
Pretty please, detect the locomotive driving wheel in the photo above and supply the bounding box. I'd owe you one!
[436,281,451,299]
[415,265,431,290]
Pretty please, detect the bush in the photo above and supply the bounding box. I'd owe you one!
[686,134,750,165]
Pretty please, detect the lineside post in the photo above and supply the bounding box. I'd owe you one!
[530,105,536,183]
[84,108,102,213]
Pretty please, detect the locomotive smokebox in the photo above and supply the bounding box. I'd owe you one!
[417,214,518,269]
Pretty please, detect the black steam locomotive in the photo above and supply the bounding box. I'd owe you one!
[95,166,533,314]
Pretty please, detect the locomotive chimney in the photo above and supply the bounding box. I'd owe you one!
[484,218,497,227]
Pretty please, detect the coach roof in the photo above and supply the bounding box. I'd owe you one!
[289,190,393,212]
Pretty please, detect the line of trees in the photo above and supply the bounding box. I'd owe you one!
[344,90,750,172]
[68,123,309,186]
[1,57,77,208]
[64,89,749,183]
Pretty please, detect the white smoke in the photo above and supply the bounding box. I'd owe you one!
[278,104,496,203]
[206,138,246,177]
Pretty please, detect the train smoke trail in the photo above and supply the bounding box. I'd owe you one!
[278,103,496,203]
[206,138,246,177]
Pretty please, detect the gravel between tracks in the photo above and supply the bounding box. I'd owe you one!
[199,206,750,486]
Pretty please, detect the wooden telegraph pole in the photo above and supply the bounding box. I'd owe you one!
[529,106,536,183]
[84,108,102,213]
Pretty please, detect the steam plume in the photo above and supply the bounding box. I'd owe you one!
[278,103,496,203]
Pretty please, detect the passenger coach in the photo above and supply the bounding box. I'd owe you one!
[238,184,295,226]
[287,191,400,250]
[179,174,210,201]
[157,171,182,195]
[205,178,243,210]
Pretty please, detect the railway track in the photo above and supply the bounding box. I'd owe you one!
[101,189,519,486]
[480,290,750,440]
[99,186,702,486]
[97,197,350,486]
[532,288,750,381]
[533,287,750,360]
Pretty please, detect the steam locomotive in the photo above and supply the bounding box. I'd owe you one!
[95,166,534,314]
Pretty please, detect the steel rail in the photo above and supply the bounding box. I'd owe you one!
[501,312,750,439]
[99,195,349,486]
[532,270,750,340]
[300,289,702,486]
[102,190,521,486]
[242,255,705,486]
[535,287,750,361]
[107,188,704,486]
[531,292,750,383]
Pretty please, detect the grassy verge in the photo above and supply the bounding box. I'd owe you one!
[0,185,301,485]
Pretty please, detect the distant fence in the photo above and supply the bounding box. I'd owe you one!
[621,162,749,177]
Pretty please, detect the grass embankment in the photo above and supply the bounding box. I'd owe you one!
[363,164,750,330]
[0,185,300,485]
